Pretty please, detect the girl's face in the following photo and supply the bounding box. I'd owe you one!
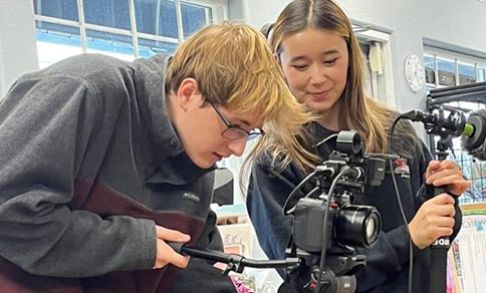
[279,27,349,127]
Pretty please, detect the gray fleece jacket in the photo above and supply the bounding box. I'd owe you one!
[0,54,234,292]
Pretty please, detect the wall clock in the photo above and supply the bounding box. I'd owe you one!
[404,54,426,92]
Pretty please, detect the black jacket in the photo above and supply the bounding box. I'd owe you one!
[247,123,462,292]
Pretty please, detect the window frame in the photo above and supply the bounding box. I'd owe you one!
[34,0,228,62]
[354,24,396,107]
[424,46,486,89]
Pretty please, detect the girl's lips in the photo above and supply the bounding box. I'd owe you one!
[310,89,332,101]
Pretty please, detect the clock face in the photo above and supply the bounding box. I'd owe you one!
[404,54,425,92]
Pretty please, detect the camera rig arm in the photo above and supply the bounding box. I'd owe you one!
[168,242,300,275]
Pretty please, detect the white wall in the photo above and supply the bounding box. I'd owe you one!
[234,0,486,112]
[0,0,39,97]
[338,0,486,111]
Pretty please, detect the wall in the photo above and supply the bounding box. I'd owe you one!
[2,1,484,107]
[233,0,486,112]
[0,0,39,97]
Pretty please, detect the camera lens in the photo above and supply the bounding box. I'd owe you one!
[364,213,380,245]
[365,217,376,238]
[335,205,381,247]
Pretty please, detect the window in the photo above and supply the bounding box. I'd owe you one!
[424,55,436,85]
[424,46,486,89]
[458,62,476,85]
[437,57,456,86]
[33,0,228,68]
[478,67,486,82]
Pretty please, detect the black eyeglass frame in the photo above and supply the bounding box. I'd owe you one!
[208,101,265,141]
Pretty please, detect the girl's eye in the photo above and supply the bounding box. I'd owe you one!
[292,64,308,70]
[324,58,338,65]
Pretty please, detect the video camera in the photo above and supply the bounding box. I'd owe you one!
[280,130,391,293]
[170,130,397,293]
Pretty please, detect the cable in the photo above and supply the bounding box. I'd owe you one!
[317,169,348,278]
[389,117,414,293]
[283,170,318,214]
[314,133,339,148]
[283,132,339,215]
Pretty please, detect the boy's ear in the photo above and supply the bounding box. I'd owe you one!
[176,78,200,111]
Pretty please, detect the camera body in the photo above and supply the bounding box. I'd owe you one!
[292,131,385,253]
[284,130,389,292]
[292,198,380,254]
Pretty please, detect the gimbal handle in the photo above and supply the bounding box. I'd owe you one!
[168,242,300,275]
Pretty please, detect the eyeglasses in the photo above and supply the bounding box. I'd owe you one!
[208,101,264,141]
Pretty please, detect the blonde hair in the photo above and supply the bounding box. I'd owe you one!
[270,0,417,168]
[166,22,317,171]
